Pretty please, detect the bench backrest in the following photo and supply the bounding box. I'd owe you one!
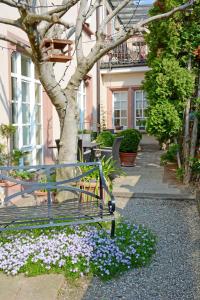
[0,162,113,206]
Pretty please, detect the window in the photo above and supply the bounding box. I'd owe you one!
[135,90,147,129]
[113,91,128,127]
[11,52,43,165]
[77,81,86,130]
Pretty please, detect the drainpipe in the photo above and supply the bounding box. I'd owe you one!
[96,6,101,133]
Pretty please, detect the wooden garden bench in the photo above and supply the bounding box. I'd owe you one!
[0,162,115,236]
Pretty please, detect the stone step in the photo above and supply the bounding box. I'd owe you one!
[113,191,196,201]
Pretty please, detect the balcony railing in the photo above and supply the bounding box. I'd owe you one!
[100,40,148,69]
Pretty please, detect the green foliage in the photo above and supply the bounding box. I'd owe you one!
[0,124,26,166]
[11,149,24,166]
[143,0,200,166]
[11,170,34,180]
[160,144,180,165]
[143,58,195,111]
[117,129,142,153]
[176,167,184,181]
[78,129,91,134]
[190,157,200,174]
[0,221,156,280]
[96,131,114,147]
[0,124,16,140]
[80,156,124,184]
[146,101,181,143]
[0,148,24,167]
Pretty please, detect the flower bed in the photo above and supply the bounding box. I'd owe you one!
[0,221,156,280]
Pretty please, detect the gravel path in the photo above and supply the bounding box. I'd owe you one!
[79,197,200,300]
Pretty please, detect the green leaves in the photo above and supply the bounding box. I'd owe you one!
[143,58,195,110]
[117,129,142,153]
[96,131,114,147]
[146,101,182,143]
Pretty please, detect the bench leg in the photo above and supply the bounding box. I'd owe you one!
[110,219,115,238]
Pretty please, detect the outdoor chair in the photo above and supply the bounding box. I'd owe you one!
[98,136,124,178]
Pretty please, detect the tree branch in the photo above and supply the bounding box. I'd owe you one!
[0,0,19,8]
[0,17,21,28]
[138,0,195,27]
[48,0,80,16]
[98,0,131,34]
[0,34,32,57]
[24,12,74,28]
[39,0,80,37]
[85,0,102,20]
[75,0,88,62]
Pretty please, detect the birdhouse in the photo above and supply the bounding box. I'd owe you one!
[41,39,73,63]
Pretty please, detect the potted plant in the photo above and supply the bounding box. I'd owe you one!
[0,124,24,188]
[78,156,124,202]
[116,129,142,167]
[96,131,114,147]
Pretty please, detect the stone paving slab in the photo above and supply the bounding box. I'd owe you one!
[113,147,191,198]
[0,274,65,300]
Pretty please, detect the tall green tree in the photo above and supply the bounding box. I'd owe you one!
[143,0,200,183]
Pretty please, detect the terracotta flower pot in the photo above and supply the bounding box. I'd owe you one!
[119,152,137,167]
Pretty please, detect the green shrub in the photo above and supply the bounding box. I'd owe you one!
[117,129,142,153]
[96,131,114,147]
[190,157,200,174]
[146,101,182,144]
[176,167,184,181]
[160,144,179,165]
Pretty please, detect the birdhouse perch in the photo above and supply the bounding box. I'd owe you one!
[41,39,73,63]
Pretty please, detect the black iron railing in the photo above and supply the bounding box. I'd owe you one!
[100,40,147,68]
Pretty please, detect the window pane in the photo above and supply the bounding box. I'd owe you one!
[23,151,31,166]
[121,118,127,126]
[12,103,18,123]
[121,110,127,117]
[22,104,30,123]
[136,101,142,108]
[121,101,127,109]
[13,128,18,148]
[113,92,128,127]
[36,125,42,145]
[11,77,18,100]
[114,110,120,118]
[35,105,41,123]
[114,101,120,109]
[34,65,39,80]
[35,84,41,104]
[136,119,140,127]
[21,55,31,77]
[114,119,120,126]
[36,149,42,164]
[11,52,17,73]
[135,91,142,101]
[136,109,141,117]
[23,126,30,145]
[22,81,30,102]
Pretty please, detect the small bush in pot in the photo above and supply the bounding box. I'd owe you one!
[96,131,114,147]
[116,129,142,166]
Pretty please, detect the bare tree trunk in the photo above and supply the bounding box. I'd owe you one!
[183,58,192,184]
[58,90,78,164]
[190,70,200,159]
[184,66,200,184]
[174,137,181,169]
